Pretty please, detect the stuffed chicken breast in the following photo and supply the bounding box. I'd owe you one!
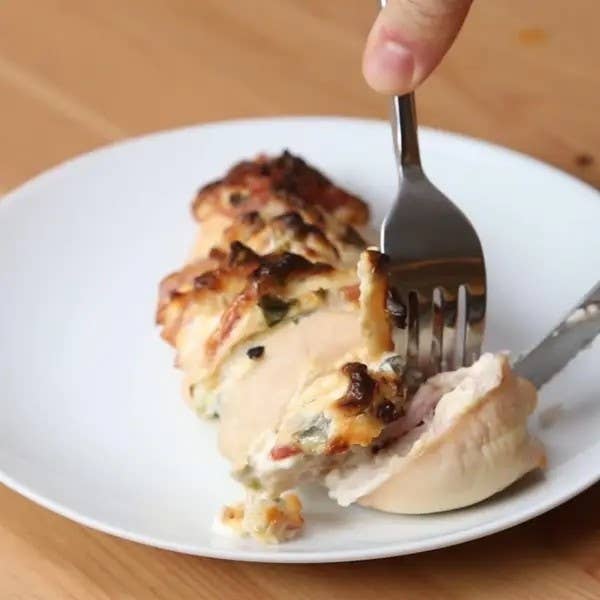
[157,151,545,544]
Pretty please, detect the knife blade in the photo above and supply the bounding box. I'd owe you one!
[513,281,600,389]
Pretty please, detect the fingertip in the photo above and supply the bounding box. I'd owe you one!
[363,0,473,95]
[362,28,416,95]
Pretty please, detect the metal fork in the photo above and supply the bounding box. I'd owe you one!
[380,92,486,378]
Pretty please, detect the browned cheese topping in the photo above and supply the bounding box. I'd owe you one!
[156,152,370,362]
[336,362,405,425]
[192,150,369,225]
[337,363,376,412]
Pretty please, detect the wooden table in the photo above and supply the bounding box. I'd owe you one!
[1,1,599,598]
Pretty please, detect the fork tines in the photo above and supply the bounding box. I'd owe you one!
[388,257,486,380]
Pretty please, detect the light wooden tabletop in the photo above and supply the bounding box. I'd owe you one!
[1,1,599,598]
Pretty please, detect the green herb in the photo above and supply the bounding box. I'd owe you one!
[295,414,330,452]
[258,295,292,327]
[247,479,262,491]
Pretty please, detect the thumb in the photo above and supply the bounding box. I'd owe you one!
[363,0,472,94]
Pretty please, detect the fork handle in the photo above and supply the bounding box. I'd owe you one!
[390,94,422,173]
[378,0,422,173]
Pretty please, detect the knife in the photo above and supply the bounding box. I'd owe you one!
[514,280,600,389]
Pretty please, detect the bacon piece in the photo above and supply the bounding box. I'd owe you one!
[270,445,302,461]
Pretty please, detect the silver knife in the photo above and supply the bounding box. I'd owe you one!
[514,281,600,389]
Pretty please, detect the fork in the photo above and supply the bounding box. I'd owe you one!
[380,91,486,378]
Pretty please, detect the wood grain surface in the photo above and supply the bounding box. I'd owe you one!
[1,1,599,598]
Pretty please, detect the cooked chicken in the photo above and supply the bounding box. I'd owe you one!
[238,353,544,517]
[157,151,544,544]
[157,152,368,422]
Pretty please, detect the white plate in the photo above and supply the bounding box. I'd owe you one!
[1,117,599,563]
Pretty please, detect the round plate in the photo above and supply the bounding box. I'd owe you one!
[1,117,599,563]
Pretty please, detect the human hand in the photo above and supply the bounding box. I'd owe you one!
[363,0,472,94]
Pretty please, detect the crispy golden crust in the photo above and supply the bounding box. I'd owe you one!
[193,150,369,226]
[358,249,393,358]
[196,280,356,381]
[156,152,371,384]
[202,252,334,359]
[159,246,360,385]
[218,210,351,264]
[188,192,366,267]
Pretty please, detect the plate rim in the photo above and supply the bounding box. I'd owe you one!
[1,116,599,563]
[2,115,599,209]
[2,465,598,563]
